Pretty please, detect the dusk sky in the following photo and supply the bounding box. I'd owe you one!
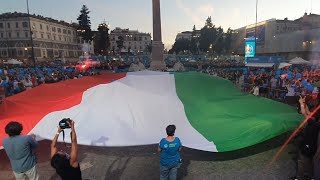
[1,0,319,48]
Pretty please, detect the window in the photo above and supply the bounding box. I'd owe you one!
[47,25,49,31]
[57,28,61,33]
[68,30,71,35]
[18,50,23,56]
[139,37,142,41]
[64,37,67,41]
[63,29,67,34]
[277,26,279,30]
[7,23,10,29]
[16,22,19,28]
[22,22,28,28]
[40,24,43,30]
[145,37,147,40]
[0,23,3,28]
[8,32,11,38]
[47,34,50,39]
[59,36,61,41]
[2,50,7,56]
[41,34,44,38]
[0,33,3,38]
[53,36,56,40]
[25,32,28,38]
[16,32,20,38]
[52,27,56,32]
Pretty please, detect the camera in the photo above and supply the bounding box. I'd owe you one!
[59,118,71,129]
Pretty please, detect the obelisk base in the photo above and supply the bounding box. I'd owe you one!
[149,41,166,71]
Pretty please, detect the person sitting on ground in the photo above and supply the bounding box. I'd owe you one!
[50,120,82,180]
[2,121,39,180]
[158,125,182,180]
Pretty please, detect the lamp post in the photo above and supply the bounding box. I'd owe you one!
[27,0,36,67]
[254,0,258,57]
[77,29,86,59]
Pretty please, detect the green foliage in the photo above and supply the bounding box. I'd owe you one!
[96,23,110,55]
[77,5,93,41]
[169,17,233,55]
[169,38,191,54]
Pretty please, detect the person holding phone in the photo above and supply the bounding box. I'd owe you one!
[50,120,82,180]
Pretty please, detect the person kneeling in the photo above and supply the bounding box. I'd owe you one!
[50,120,82,180]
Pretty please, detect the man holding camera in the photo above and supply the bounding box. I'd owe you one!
[50,119,82,180]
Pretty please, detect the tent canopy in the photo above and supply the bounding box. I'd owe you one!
[245,63,274,68]
[278,62,292,69]
[289,57,311,65]
[4,59,23,65]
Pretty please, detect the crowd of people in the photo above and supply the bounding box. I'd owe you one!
[0,62,102,102]
[205,63,320,109]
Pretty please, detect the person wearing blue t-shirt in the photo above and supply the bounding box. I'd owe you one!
[158,125,182,180]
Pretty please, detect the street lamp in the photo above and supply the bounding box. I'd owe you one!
[26,0,36,68]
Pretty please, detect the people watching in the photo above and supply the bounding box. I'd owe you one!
[158,125,182,180]
[50,120,82,180]
[2,121,39,180]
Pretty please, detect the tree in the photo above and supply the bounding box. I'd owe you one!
[214,27,224,54]
[116,36,124,54]
[190,25,199,54]
[205,16,214,28]
[223,28,233,54]
[199,17,217,52]
[96,22,110,55]
[169,38,190,54]
[77,5,93,41]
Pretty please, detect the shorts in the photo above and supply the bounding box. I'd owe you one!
[13,166,39,180]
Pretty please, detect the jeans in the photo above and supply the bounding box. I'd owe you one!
[160,163,181,180]
[13,165,39,180]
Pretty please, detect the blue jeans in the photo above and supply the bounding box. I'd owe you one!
[160,163,181,180]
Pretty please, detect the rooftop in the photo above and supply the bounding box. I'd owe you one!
[0,12,78,28]
[110,27,150,35]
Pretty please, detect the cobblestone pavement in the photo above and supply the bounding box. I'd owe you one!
[0,134,297,180]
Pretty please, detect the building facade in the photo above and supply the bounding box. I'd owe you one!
[231,13,320,60]
[0,12,82,61]
[109,27,151,54]
[175,30,201,41]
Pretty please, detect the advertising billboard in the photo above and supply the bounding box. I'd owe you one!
[245,41,255,58]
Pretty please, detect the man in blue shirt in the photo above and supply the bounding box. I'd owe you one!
[158,125,182,180]
[3,121,39,180]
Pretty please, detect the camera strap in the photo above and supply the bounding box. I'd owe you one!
[61,130,72,148]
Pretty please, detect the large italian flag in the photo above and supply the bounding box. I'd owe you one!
[0,71,302,152]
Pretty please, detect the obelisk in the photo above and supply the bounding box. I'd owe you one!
[150,0,166,70]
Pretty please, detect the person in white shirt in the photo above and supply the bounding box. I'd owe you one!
[23,78,33,90]
[250,83,260,96]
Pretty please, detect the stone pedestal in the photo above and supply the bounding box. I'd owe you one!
[150,41,166,70]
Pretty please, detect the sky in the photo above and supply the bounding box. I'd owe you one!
[1,0,320,48]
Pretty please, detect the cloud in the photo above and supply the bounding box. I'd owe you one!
[175,0,214,28]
